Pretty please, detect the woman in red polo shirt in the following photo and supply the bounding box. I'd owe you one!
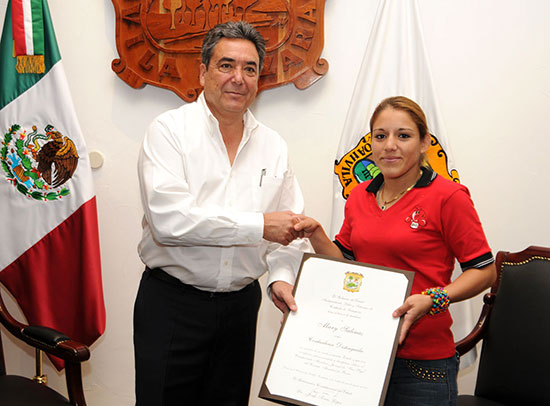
[295,96,496,406]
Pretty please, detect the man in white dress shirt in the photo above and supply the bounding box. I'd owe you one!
[134,21,309,406]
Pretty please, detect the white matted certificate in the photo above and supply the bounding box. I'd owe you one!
[259,253,414,406]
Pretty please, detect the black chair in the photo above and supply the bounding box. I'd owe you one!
[0,287,90,405]
[455,246,550,406]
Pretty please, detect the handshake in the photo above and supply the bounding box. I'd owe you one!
[263,211,328,314]
[263,211,320,246]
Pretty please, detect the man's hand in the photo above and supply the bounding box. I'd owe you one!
[263,211,302,246]
[271,281,297,315]
[392,293,433,344]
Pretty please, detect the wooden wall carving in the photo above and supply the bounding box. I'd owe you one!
[111,0,329,102]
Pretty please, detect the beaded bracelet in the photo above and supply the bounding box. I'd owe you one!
[421,287,450,315]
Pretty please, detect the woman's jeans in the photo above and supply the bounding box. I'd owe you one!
[384,354,459,406]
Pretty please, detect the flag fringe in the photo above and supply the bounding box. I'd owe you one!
[16,55,45,74]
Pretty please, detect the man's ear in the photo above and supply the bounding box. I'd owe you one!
[199,63,207,87]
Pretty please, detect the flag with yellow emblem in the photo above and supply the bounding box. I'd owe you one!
[330,0,476,367]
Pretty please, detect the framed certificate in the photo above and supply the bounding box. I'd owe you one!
[259,253,414,406]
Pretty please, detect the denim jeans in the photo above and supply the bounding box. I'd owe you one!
[384,354,459,406]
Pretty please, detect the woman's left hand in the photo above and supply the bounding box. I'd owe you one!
[392,294,433,345]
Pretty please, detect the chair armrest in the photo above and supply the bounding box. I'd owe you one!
[22,326,90,362]
[0,290,90,405]
[455,292,496,356]
[0,293,90,362]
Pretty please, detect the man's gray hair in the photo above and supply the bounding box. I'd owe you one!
[201,21,266,72]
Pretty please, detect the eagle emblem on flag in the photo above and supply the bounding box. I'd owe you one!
[1,124,78,200]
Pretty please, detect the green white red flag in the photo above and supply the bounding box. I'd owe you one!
[10,0,45,72]
[0,0,105,369]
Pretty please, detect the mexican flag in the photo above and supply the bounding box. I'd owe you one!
[0,0,105,369]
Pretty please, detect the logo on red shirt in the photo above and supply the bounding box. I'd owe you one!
[406,207,427,230]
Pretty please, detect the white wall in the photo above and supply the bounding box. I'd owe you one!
[1,0,549,404]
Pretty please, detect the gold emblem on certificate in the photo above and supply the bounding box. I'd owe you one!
[343,272,363,292]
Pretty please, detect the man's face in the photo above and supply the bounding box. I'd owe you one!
[200,38,260,120]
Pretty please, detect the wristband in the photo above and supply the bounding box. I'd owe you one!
[421,287,450,315]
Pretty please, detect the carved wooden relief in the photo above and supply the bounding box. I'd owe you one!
[111,0,328,102]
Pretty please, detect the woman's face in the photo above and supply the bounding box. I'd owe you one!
[371,107,430,183]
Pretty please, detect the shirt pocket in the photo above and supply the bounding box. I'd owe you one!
[253,175,284,212]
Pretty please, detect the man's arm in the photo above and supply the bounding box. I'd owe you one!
[265,169,312,313]
[139,118,268,247]
[271,280,297,314]
[263,211,301,246]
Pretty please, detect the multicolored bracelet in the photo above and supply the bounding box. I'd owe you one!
[421,287,450,315]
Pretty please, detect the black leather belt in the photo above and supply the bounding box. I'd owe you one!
[146,267,258,298]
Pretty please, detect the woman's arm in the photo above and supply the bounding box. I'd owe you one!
[294,217,344,259]
[393,263,497,344]
[445,263,497,302]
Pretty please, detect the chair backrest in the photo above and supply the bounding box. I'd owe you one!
[474,246,550,404]
[0,290,10,377]
[0,326,5,376]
